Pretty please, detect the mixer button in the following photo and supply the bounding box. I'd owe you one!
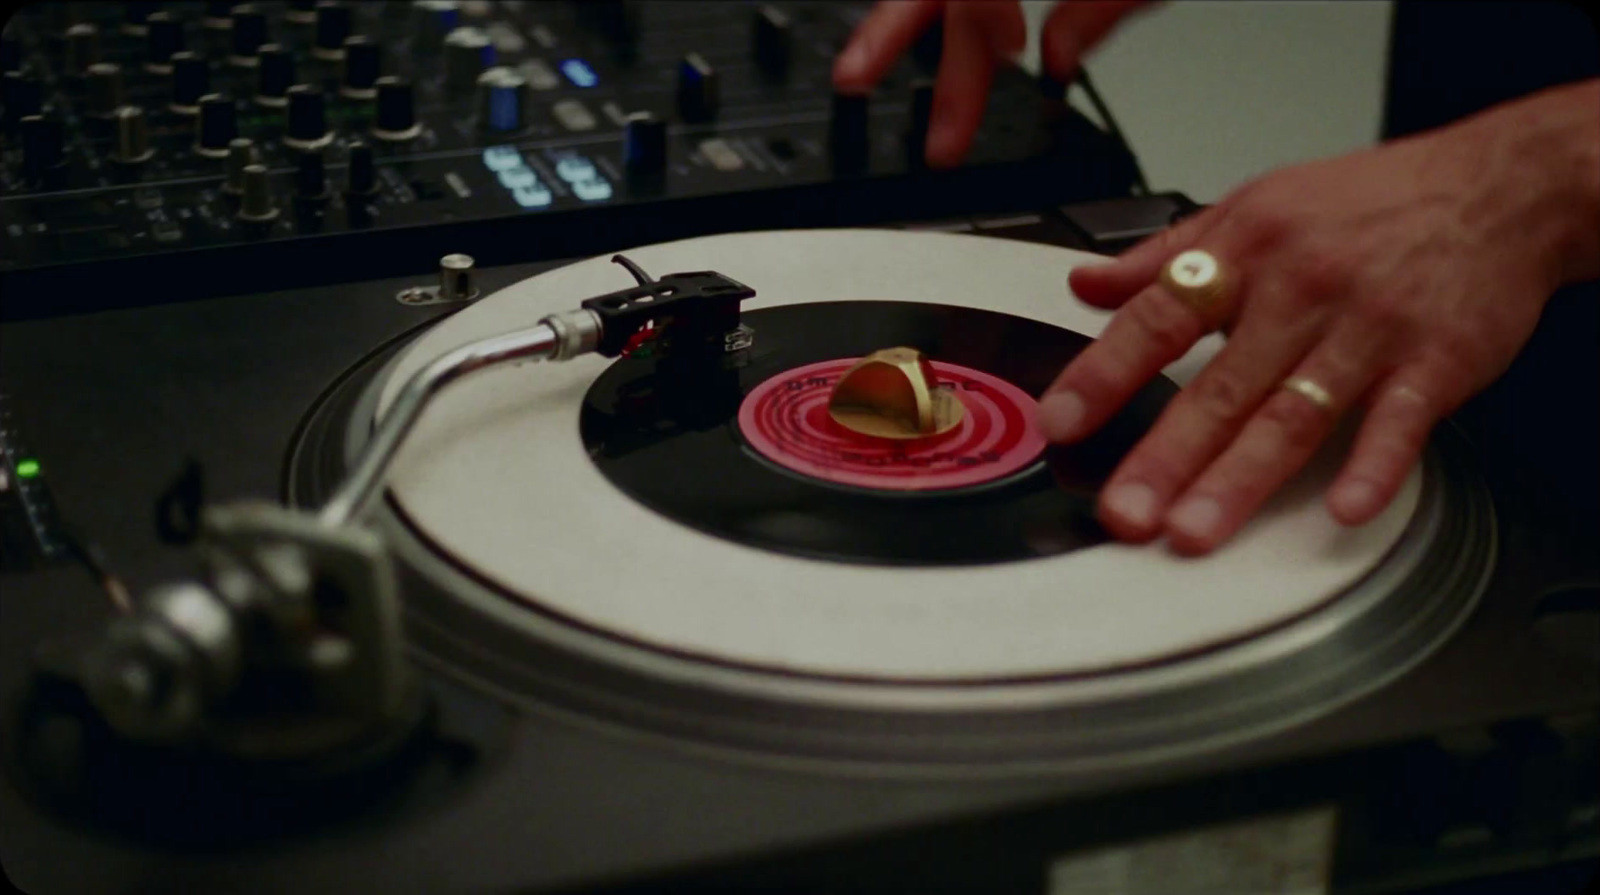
[497,165,538,190]
[341,36,381,99]
[86,62,125,118]
[623,112,667,175]
[444,26,495,93]
[676,53,719,123]
[110,104,155,165]
[284,84,332,150]
[371,76,421,142]
[752,5,792,78]
[169,52,211,114]
[476,66,528,133]
[551,98,596,132]
[295,147,329,199]
[195,94,238,157]
[517,59,561,92]
[223,137,256,193]
[285,0,318,27]
[511,183,552,208]
[570,176,613,203]
[255,44,294,107]
[237,163,279,221]
[63,22,102,76]
[312,2,352,61]
[829,91,869,173]
[345,141,377,195]
[229,5,268,67]
[144,12,185,74]
[481,146,523,171]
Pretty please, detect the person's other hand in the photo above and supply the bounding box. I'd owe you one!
[1036,81,1600,555]
[832,1,1150,168]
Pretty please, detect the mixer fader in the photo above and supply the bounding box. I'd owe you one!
[0,1,1138,317]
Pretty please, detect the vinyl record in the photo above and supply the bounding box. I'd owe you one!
[579,300,1180,565]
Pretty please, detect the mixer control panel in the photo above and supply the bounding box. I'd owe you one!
[0,2,1137,316]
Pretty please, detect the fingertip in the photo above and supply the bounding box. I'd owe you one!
[1327,479,1384,526]
[1068,264,1140,309]
[1097,481,1165,542]
[924,122,969,169]
[831,42,871,91]
[1036,390,1086,443]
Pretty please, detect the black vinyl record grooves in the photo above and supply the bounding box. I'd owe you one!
[579,302,1179,566]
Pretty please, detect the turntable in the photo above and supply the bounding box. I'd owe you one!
[1,225,1596,893]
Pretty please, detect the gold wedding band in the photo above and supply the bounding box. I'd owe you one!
[1158,249,1234,322]
[1281,376,1335,411]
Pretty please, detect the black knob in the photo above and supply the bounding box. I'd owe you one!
[63,22,101,75]
[195,93,237,156]
[907,78,934,167]
[144,11,185,73]
[86,62,126,117]
[286,0,318,26]
[229,5,268,66]
[444,26,493,93]
[223,137,255,193]
[284,83,329,148]
[170,52,210,113]
[111,104,154,165]
[413,1,461,52]
[2,71,42,130]
[371,76,419,141]
[203,2,234,33]
[829,92,869,173]
[752,5,791,78]
[345,140,376,194]
[341,35,380,98]
[295,147,328,199]
[622,111,667,175]
[312,2,352,61]
[676,53,718,123]
[122,2,159,37]
[21,114,66,181]
[255,43,293,106]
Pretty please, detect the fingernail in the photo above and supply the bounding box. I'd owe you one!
[1331,480,1380,521]
[1036,391,1086,442]
[1169,496,1223,541]
[1104,482,1158,529]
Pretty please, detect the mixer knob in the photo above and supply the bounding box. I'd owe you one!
[228,5,268,68]
[344,140,377,195]
[829,92,869,173]
[111,105,155,165]
[476,66,527,133]
[284,83,332,149]
[144,11,185,74]
[444,26,494,93]
[907,78,934,167]
[86,62,126,117]
[63,22,102,76]
[752,5,791,78]
[312,2,352,62]
[20,114,66,182]
[413,1,462,52]
[285,0,318,27]
[438,254,477,301]
[622,111,667,175]
[202,1,235,39]
[223,137,256,193]
[122,2,159,38]
[340,36,381,99]
[195,93,237,157]
[295,147,328,200]
[237,163,279,221]
[676,53,719,123]
[169,52,211,114]
[2,71,43,130]
[254,43,294,107]
[371,76,421,141]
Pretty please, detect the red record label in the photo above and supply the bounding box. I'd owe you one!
[737,358,1047,491]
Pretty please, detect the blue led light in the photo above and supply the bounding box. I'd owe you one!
[571,176,612,202]
[554,155,596,183]
[482,146,523,171]
[559,58,598,88]
[497,165,539,189]
[512,183,553,208]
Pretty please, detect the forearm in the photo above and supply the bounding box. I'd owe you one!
[1450,78,1600,289]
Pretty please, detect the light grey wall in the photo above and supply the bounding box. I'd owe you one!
[1020,1,1394,202]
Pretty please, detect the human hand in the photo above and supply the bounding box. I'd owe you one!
[1036,80,1600,555]
[832,1,1151,168]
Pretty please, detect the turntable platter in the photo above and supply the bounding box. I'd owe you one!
[372,230,1427,682]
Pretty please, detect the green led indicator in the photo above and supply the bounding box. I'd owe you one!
[15,459,40,479]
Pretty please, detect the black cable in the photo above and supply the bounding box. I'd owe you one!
[1076,67,1151,196]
